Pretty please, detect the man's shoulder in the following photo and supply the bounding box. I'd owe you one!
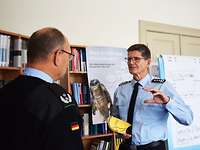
[118,80,132,86]
[47,83,75,106]
[0,75,46,98]
[28,83,77,121]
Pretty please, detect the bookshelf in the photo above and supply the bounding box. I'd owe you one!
[0,29,29,39]
[0,29,29,87]
[0,67,22,80]
[0,29,115,149]
[67,45,115,150]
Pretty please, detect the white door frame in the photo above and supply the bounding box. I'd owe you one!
[139,20,200,44]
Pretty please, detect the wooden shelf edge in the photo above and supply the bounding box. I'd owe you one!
[78,104,91,108]
[0,66,22,71]
[82,133,113,140]
[69,71,87,74]
[71,45,86,48]
[0,29,29,39]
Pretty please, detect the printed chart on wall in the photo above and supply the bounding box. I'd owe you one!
[86,47,132,124]
[159,55,200,150]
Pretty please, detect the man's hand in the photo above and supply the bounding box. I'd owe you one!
[143,88,170,104]
[123,133,131,139]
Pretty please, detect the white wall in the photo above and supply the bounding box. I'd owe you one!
[0,0,200,48]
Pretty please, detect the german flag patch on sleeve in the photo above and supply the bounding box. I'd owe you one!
[71,122,80,131]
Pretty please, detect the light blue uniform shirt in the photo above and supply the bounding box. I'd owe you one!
[112,73,193,145]
[24,67,53,83]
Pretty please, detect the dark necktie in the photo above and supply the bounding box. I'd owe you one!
[126,82,140,144]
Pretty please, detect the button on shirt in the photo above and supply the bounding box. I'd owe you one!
[24,68,54,83]
[112,74,193,145]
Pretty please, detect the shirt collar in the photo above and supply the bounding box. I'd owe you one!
[24,67,54,83]
[131,73,152,87]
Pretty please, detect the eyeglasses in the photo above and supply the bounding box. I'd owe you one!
[60,49,74,61]
[125,57,146,63]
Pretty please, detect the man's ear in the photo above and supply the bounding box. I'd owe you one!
[53,50,62,67]
[147,58,151,66]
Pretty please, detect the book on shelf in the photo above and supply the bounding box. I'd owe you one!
[71,82,90,105]
[90,141,99,150]
[82,84,90,104]
[82,113,89,136]
[81,118,109,136]
[98,140,105,150]
[72,47,80,72]
[90,122,108,135]
[71,82,80,104]
[79,48,87,72]
[21,40,28,67]
[0,34,11,67]
[69,47,87,72]
[90,139,112,150]
[0,33,28,68]
[12,38,25,67]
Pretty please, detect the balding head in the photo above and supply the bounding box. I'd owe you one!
[27,27,68,63]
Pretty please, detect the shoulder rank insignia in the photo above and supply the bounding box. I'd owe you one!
[119,80,131,86]
[151,78,166,83]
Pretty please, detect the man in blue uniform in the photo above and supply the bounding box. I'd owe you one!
[111,44,193,150]
[0,27,83,150]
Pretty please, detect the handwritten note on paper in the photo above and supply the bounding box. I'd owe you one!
[162,55,200,149]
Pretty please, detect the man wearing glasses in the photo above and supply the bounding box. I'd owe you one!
[0,27,83,150]
[111,44,193,150]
